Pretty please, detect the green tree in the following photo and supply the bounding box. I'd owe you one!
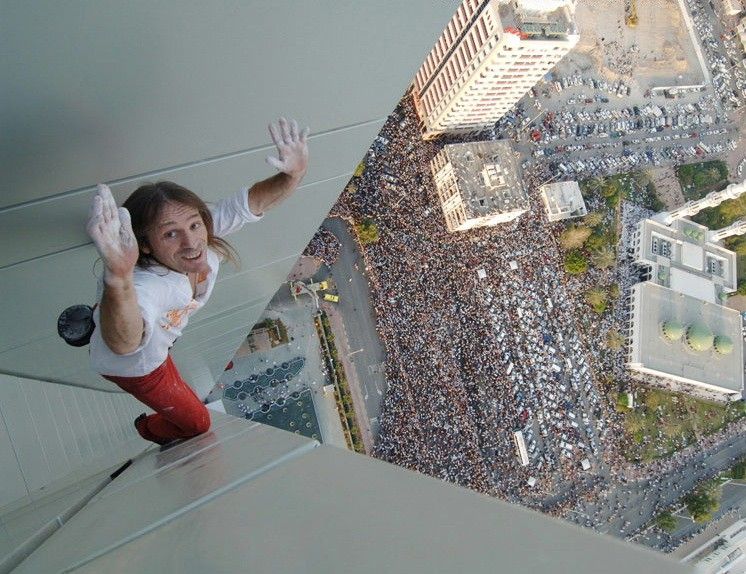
[731,459,746,480]
[601,179,621,199]
[559,225,592,250]
[654,511,677,533]
[584,212,604,228]
[355,218,379,244]
[590,246,616,269]
[606,191,622,208]
[608,283,621,300]
[606,328,625,350]
[616,392,631,412]
[564,250,588,275]
[584,287,607,314]
[585,233,605,252]
[684,482,721,523]
[353,161,366,177]
[586,176,606,195]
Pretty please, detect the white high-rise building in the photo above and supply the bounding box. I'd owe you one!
[413,0,579,139]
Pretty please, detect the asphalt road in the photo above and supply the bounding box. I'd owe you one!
[566,434,746,547]
[323,217,388,440]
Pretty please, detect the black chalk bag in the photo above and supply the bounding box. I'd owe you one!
[57,304,95,347]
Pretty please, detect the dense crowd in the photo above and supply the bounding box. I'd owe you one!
[302,228,341,266]
[329,94,745,548]
[332,97,625,500]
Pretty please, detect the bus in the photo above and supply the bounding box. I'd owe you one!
[512,430,530,467]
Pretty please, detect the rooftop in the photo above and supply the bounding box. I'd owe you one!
[636,218,738,294]
[540,180,587,220]
[630,282,743,394]
[439,140,529,218]
[497,0,579,41]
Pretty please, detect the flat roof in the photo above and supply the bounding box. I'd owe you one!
[498,0,578,40]
[437,141,529,218]
[540,181,587,217]
[669,267,717,304]
[636,218,737,291]
[631,282,743,393]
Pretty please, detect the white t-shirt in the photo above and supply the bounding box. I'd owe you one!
[90,188,262,377]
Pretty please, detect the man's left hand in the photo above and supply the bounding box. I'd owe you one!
[267,117,309,180]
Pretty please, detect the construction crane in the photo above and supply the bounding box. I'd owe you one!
[625,0,638,27]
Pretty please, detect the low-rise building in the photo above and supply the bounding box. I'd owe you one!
[430,140,528,232]
[627,281,743,399]
[540,180,587,222]
[629,217,738,304]
[723,0,744,16]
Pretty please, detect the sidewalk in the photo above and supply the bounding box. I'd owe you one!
[323,304,374,454]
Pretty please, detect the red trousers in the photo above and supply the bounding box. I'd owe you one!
[103,355,210,445]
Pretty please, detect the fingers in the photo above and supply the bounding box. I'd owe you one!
[266,155,284,171]
[118,207,136,248]
[279,117,292,145]
[99,184,119,224]
[268,121,283,148]
[88,194,103,222]
[269,118,309,145]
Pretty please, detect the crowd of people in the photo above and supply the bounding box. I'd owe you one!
[322,93,746,549]
[302,227,342,266]
[329,97,631,502]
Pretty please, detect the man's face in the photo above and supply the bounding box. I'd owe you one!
[143,201,210,274]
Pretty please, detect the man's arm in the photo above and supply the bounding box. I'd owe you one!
[248,117,309,216]
[86,184,144,355]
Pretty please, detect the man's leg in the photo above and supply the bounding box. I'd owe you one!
[103,356,210,444]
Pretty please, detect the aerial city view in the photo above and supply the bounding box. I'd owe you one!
[209,0,746,568]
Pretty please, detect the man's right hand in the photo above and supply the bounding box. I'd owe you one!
[86,184,139,284]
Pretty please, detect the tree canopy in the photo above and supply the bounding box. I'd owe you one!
[584,211,604,228]
[559,225,592,251]
[654,511,677,533]
[564,250,588,275]
[684,481,721,523]
[584,287,607,314]
[590,246,616,269]
[355,218,379,245]
[606,328,625,350]
[731,459,746,480]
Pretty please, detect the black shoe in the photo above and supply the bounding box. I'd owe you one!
[134,412,147,430]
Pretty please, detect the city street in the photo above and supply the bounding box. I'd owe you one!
[323,217,389,441]
[567,431,746,548]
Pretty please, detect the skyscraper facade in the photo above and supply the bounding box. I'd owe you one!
[413,0,579,139]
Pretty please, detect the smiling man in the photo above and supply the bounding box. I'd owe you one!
[86,118,309,445]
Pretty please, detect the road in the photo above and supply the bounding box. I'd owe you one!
[323,217,389,441]
[565,431,746,549]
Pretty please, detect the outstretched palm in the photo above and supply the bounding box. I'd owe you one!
[86,184,139,281]
[267,117,309,179]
